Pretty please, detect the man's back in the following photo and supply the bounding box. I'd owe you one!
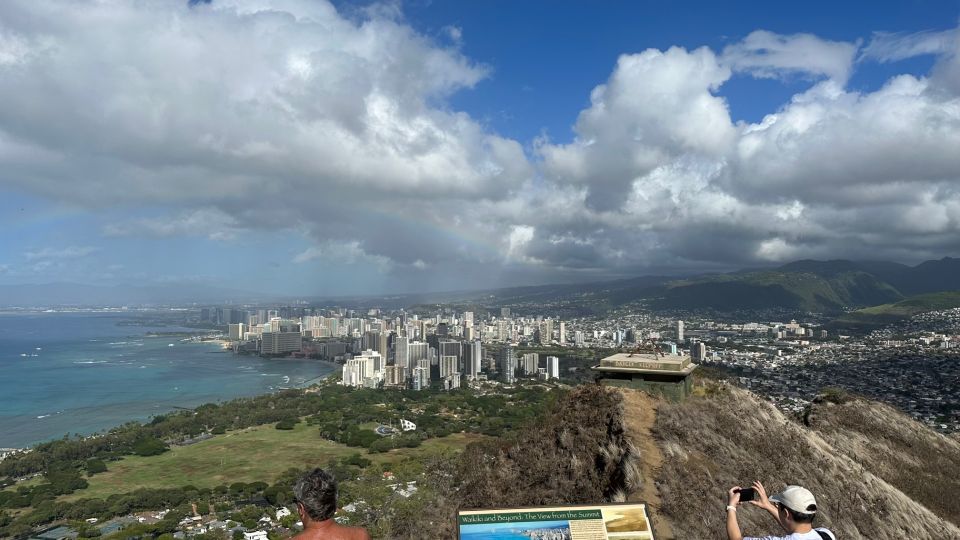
[293,519,370,540]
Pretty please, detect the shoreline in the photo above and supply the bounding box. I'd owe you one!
[2,348,337,451]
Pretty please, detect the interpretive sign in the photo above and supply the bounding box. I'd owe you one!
[457,503,654,540]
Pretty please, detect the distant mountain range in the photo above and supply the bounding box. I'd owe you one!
[5,257,960,314]
[647,257,960,313]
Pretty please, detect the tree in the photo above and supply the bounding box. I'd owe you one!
[275,418,297,430]
[86,459,108,476]
[132,437,167,457]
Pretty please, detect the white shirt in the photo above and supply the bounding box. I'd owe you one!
[746,531,823,540]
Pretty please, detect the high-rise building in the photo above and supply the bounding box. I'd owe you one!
[558,321,566,346]
[463,311,474,328]
[499,346,517,384]
[412,365,430,390]
[691,341,706,361]
[546,356,559,379]
[465,340,483,380]
[341,357,367,387]
[440,355,458,378]
[497,319,512,342]
[438,340,462,367]
[260,320,301,355]
[341,349,384,388]
[544,319,554,345]
[394,336,409,370]
[443,373,461,391]
[228,323,245,341]
[341,350,383,388]
[677,320,685,342]
[522,352,539,375]
[408,341,429,364]
[575,331,584,347]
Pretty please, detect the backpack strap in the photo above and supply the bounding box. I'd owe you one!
[815,528,834,540]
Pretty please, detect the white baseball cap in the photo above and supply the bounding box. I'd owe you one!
[769,485,817,514]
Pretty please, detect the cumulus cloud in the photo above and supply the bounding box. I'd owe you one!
[540,46,735,211]
[526,28,960,273]
[2,4,960,287]
[721,30,859,83]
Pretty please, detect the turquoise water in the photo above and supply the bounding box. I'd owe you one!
[0,313,334,448]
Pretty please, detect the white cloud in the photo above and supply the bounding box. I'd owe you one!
[540,46,735,211]
[862,29,958,62]
[24,246,99,261]
[3,4,960,283]
[721,30,859,83]
[293,241,393,272]
[103,208,241,241]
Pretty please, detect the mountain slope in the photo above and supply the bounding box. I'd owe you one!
[832,290,960,328]
[650,269,903,312]
[652,385,960,539]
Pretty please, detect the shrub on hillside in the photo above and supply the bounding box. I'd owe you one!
[132,437,167,457]
[275,418,297,430]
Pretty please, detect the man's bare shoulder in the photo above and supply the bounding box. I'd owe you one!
[292,523,371,540]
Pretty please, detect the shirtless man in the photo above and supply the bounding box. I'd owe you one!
[292,468,370,540]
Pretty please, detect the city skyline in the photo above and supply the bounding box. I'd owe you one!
[1,1,959,295]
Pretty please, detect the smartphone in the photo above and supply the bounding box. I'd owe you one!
[736,487,756,502]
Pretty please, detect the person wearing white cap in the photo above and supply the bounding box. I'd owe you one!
[725,481,835,540]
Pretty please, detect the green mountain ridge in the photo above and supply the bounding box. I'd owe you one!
[832,290,960,328]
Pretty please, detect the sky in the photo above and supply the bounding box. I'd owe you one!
[1,0,959,296]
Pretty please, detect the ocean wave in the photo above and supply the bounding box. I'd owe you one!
[260,373,280,376]
[73,360,108,364]
[37,414,50,419]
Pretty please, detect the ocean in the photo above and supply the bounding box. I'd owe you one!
[0,312,335,449]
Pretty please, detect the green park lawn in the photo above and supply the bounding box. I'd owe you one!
[61,422,483,501]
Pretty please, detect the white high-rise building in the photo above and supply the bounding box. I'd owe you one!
[499,346,517,384]
[558,321,566,346]
[341,358,367,387]
[341,350,384,387]
[412,365,430,390]
[463,311,474,328]
[677,320,685,342]
[546,356,559,380]
[575,331,584,347]
[440,355,458,378]
[228,323,245,341]
[522,353,539,375]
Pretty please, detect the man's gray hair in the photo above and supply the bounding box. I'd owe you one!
[293,468,338,521]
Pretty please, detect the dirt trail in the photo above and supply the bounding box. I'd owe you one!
[617,388,675,540]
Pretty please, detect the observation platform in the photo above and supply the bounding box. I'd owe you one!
[593,352,697,401]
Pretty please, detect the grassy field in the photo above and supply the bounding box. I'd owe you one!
[61,423,484,501]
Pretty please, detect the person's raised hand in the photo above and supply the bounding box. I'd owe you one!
[728,486,742,506]
[750,480,774,511]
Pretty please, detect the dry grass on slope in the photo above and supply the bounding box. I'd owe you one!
[804,395,960,527]
[455,385,641,509]
[653,385,960,540]
[392,386,643,539]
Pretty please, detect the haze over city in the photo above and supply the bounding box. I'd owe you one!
[1,0,959,297]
